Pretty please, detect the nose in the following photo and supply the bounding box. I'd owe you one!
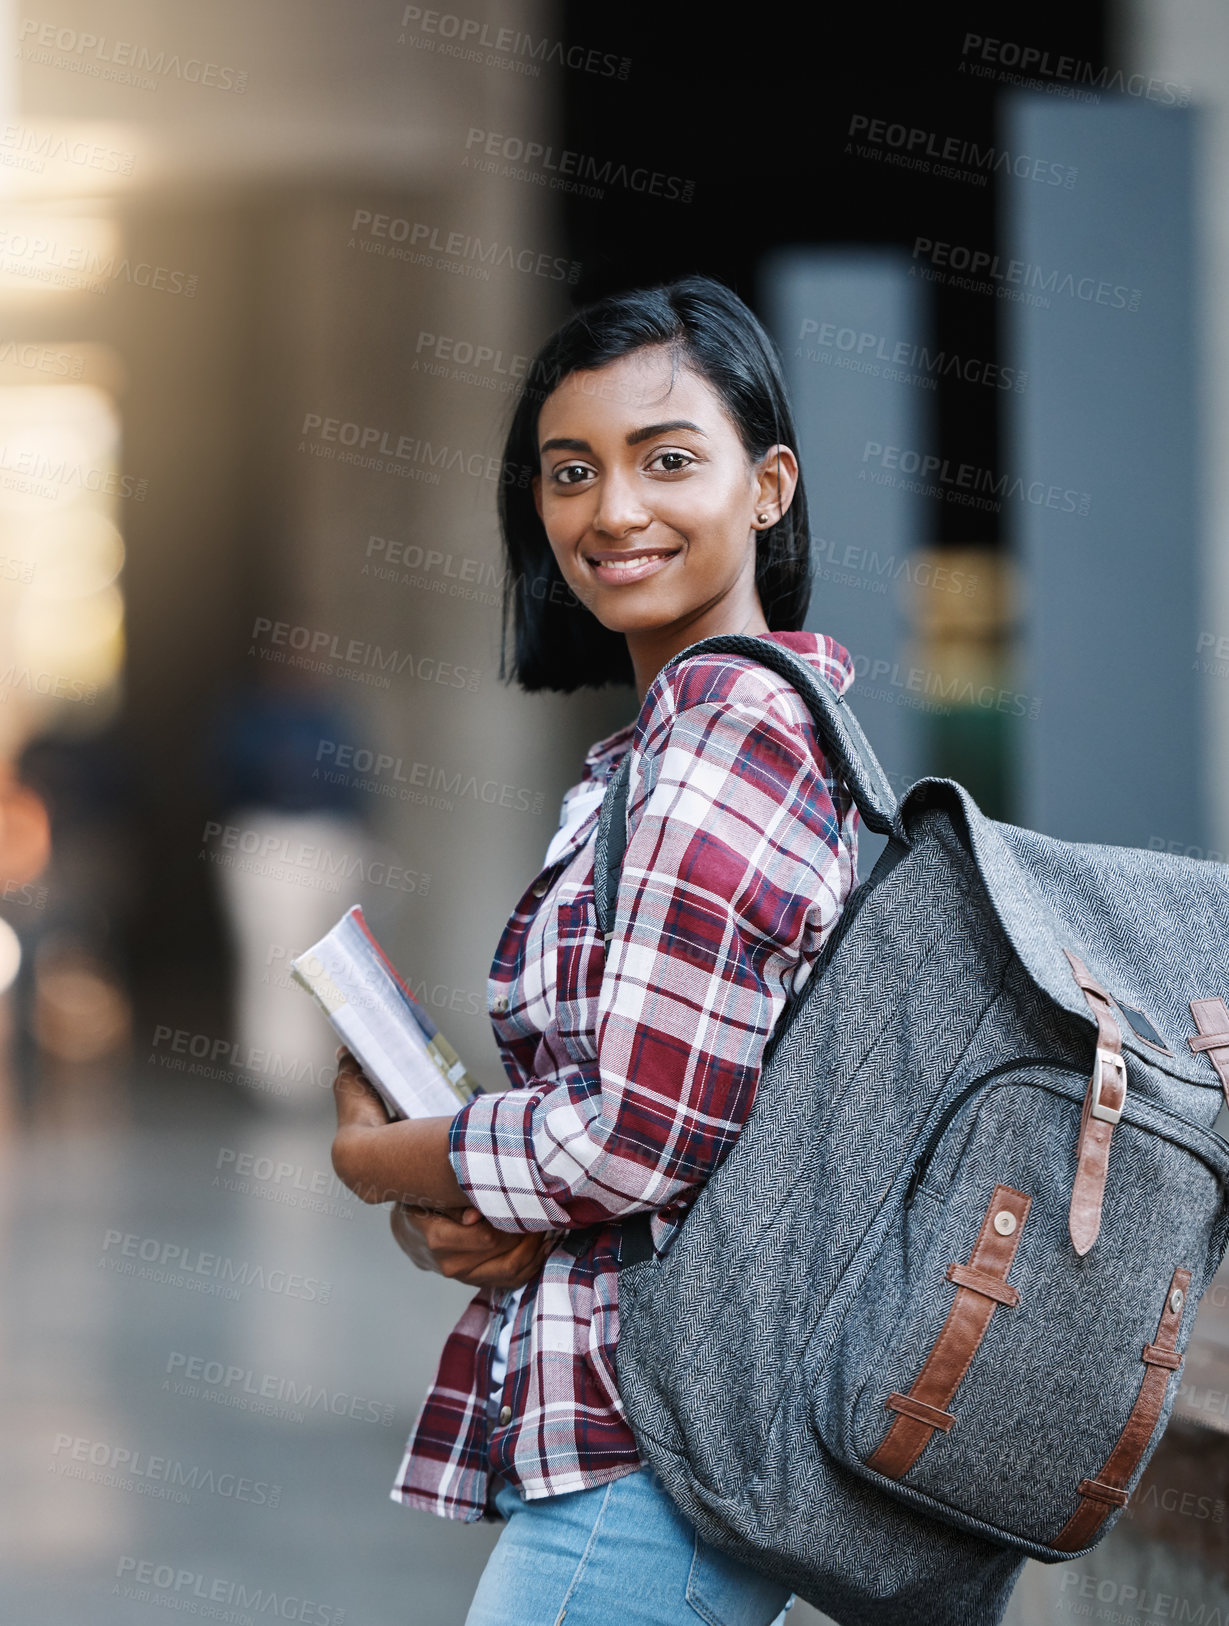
[591,465,652,539]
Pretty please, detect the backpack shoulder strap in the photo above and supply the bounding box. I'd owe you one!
[593,632,897,940]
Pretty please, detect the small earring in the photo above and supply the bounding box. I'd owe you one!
[757,512,769,524]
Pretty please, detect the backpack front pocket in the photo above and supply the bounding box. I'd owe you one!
[811,1068,1229,1555]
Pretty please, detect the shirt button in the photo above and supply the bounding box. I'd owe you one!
[498,1405,512,1426]
[531,877,550,897]
[491,994,509,1015]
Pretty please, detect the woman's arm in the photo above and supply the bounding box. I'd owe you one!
[330,1048,467,1209]
[447,655,858,1234]
[331,1050,552,1287]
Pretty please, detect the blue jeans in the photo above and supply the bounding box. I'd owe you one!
[464,1467,795,1626]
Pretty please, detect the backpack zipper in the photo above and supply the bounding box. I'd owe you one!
[902,1057,1078,1208]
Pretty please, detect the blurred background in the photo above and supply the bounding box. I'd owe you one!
[0,0,1227,1621]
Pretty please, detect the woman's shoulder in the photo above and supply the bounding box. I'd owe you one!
[635,630,855,754]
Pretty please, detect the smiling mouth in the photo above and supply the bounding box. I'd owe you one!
[585,549,680,570]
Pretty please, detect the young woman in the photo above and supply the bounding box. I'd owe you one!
[330,275,861,1626]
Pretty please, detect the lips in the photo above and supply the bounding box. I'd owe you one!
[585,548,681,586]
[585,549,679,566]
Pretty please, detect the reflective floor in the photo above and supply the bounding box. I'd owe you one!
[1,1063,1226,1626]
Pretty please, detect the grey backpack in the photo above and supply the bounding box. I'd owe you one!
[592,633,1229,1626]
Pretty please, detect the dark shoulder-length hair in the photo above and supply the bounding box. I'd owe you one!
[497,274,812,692]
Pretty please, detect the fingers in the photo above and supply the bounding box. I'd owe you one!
[451,1234,554,1289]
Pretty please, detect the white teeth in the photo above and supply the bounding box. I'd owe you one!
[595,553,673,569]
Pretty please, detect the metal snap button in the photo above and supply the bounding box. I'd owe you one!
[1170,1287,1185,1315]
[531,878,549,897]
[498,1405,512,1426]
[993,1210,1017,1236]
[491,994,509,1015]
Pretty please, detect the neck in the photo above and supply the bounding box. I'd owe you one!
[627,596,771,708]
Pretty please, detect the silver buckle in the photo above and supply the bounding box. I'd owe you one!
[1089,1047,1127,1124]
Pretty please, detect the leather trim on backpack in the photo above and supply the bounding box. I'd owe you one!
[1064,951,1128,1256]
[1187,998,1229,1110]
[866,1185,1031,1480]
[1050,1265,1192,1552]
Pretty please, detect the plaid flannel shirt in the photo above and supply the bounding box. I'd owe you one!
[392,630,859,1521]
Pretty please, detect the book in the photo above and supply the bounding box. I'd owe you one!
[291,905,483,1120]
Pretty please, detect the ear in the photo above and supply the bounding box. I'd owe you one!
[753,445,800,528]
[532,474,543,522]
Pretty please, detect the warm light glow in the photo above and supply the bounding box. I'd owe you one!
[22,510,124,600]
[0,375,126,733]
[0,916,19,997]
[0,123,144,204]
[15,582,123,683]
[0,213,121,300]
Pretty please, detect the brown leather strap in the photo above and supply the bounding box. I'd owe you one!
[1063,950,1128,1256]
[882,1393,956,1431]
[1051,1265,1192,1552]
[1187,998,1229,1110]
[945,1263,1020,1306]
[866,1185,1030,1479]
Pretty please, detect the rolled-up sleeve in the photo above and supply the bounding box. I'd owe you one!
[448,660,858,1232]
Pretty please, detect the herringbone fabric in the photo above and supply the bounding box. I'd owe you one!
[597,636,1229,1626]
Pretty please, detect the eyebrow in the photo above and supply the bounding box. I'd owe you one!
[539,419,707,456]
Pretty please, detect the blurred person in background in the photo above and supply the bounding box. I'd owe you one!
[209,670,368,1112]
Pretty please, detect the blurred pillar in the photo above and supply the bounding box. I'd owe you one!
[762,250,931,869]
[1003,93,1203,849]
[1122,1,1229,861]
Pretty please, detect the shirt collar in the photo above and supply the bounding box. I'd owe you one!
[580,630,854,781]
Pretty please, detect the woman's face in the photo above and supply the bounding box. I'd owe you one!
[532,346,797,641]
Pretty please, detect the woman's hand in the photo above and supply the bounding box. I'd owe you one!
[332,1045,393,1133]
[390,1202,555,1289]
